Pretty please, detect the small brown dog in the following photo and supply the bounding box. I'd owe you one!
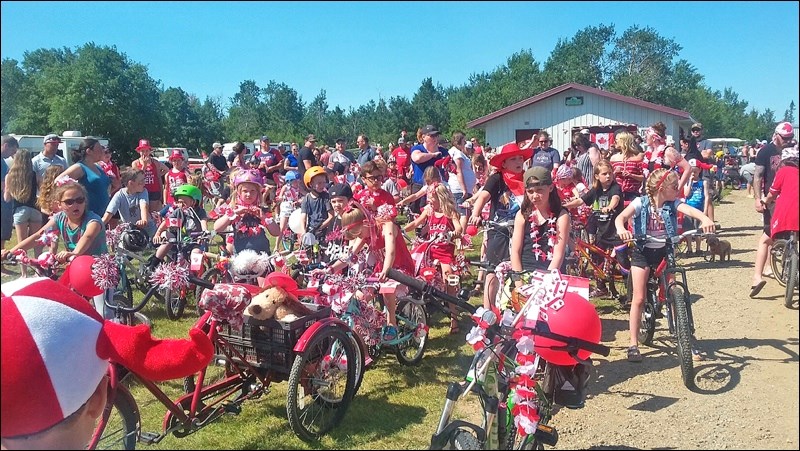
[705,236,732,262]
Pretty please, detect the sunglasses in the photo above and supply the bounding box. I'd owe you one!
[61,196,86,206]
[538,140,549,144]
[364,175,384,181]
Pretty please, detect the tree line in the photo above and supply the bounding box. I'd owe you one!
[2,24,794,164]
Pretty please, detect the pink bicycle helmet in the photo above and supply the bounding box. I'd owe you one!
[233,169,263,189]
[555,165,574,181]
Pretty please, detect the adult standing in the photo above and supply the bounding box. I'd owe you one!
[284,141,300,172]
[226,141,248,170]
[329,138,352,166]
[298,134,318,193]
[610,131,645,204]
[528,131,561,172]
[255,135,283,204]
[1,136,19,256]
[31,134,68,188]
[447,131,477,228]
[572,131,601,187]
[131,139,168,213]
[391,137,412,182]
[470,137,484,156]
[60,137,111,217]
[356,134,376,166]
[4,149,43,266]
[409,125,445,214]
[750,122,794,297]
[207,142,228,172]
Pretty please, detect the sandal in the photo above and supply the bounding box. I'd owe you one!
[627,346,643,363]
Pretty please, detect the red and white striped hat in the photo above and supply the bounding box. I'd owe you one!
[1,277,214,438]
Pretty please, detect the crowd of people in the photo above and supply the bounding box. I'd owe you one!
[1,118,798,448]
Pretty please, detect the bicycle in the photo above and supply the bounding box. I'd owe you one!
[152,229,216,321]
[564,228,631,302]
[91,273,359,448]
[425,270,610,450]
[770,231,799,308]
[629,228,715,390]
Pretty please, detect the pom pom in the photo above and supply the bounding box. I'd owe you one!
[150,261,190,291]
[36,251,56,269]
[36,230,60,247]
[230,249,270,276]
[91,253,119,291]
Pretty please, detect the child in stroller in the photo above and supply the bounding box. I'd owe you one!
[722,154,742,189]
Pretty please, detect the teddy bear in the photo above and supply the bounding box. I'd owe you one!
[246,272,314,322]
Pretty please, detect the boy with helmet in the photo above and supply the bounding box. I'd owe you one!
[299,166,333,242]
[147,184,208,270]
[213,169,280,255]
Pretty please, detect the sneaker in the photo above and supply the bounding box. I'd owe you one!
[627,346,643,363]
[382,325,398,342]
[589,288,610,298]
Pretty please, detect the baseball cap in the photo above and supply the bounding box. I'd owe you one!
[775,122,794,139]
[465,141,474,149]
[579,129,590,135]
[421,125,439,136]
[212,142,222,149]
[397,137,405,144]
[691,122,703,131]
[43,134,61,144]
[1,275,214,438]
[306,134,317,143]
[169,149,185,160]
[135,139,152,152]
[260,135,270,142]
[524,166,553,186]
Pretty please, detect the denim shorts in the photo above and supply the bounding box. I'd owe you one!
[13,205,43,225]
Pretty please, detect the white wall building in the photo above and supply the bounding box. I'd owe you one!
[467,82,696,153]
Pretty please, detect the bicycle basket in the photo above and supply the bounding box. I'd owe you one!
[215,303,330,375]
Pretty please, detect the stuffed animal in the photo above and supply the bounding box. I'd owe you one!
[246,272,314,322]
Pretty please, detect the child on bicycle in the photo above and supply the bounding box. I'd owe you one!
[563,160,625,298]
[148,184,208,270]
[354,160,397,216]
[1,277,214,450]
[275,170,302,253]
[325,183,355,263]
[103,168,156,239]
[333,204,415,340]
[213,169,280,255]
[3,177,108,263]
[511,166,570,282]
[615,168,714,363]
[403,183,464,334]
[299,166,334,244]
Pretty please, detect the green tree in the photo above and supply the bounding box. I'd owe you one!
[1,59,25,132]
[606,25,682,102]
[262,81,304,142]
[784,100,796,124]
[542,24,615,90]
[225,80,265,141]
[412,78,449,134]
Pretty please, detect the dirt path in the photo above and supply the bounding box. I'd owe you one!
[554,188,799,450]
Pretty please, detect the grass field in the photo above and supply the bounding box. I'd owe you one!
[1,222,624,449]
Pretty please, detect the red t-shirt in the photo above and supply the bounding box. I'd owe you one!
[135,159,162,194]
[354,188,396,215]
[392,147,410,174]
[769,165,799,238]
[373,224,415,275]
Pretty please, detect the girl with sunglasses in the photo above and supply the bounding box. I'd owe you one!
[2,178,107,263]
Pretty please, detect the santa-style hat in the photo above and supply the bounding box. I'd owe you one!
[1,277,214,438]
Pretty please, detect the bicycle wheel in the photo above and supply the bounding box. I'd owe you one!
[638,290,657,346]
[669,284,695,389]
[395,299,428,366]
[771,239,788,288]
[286,327,357,441]
[785,242,798,309]
[450,429,482,450]
[161,286,186,321]
[92,387,139,450]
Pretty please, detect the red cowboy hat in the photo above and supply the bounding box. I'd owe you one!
[135,139,152,152]
[489,142,533,168]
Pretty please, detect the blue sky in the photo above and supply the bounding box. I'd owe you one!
[2,1,798,119]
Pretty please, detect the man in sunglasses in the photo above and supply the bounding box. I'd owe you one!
[528,131,561,173]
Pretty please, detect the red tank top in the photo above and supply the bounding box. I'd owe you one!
[427,210,455,255]
[137,159,162,193]
[610,159,643,194]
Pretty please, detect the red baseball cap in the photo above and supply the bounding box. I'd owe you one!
[135,139,152,152]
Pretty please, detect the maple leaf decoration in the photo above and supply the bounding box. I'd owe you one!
[597,136,607,145]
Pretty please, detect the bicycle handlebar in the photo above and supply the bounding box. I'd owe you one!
[386,268,476,314]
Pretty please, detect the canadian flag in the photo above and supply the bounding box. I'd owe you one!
[592,133,611,149]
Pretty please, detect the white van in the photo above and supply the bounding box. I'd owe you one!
[9,131,109,167]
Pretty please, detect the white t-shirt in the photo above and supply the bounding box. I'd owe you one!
[447,146,476,195]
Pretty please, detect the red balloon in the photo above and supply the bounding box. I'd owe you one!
[465,224,479,237]
[60,255,104,297]
[534,292,602,365]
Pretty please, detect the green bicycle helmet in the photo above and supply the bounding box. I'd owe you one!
[173,184,202,202]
